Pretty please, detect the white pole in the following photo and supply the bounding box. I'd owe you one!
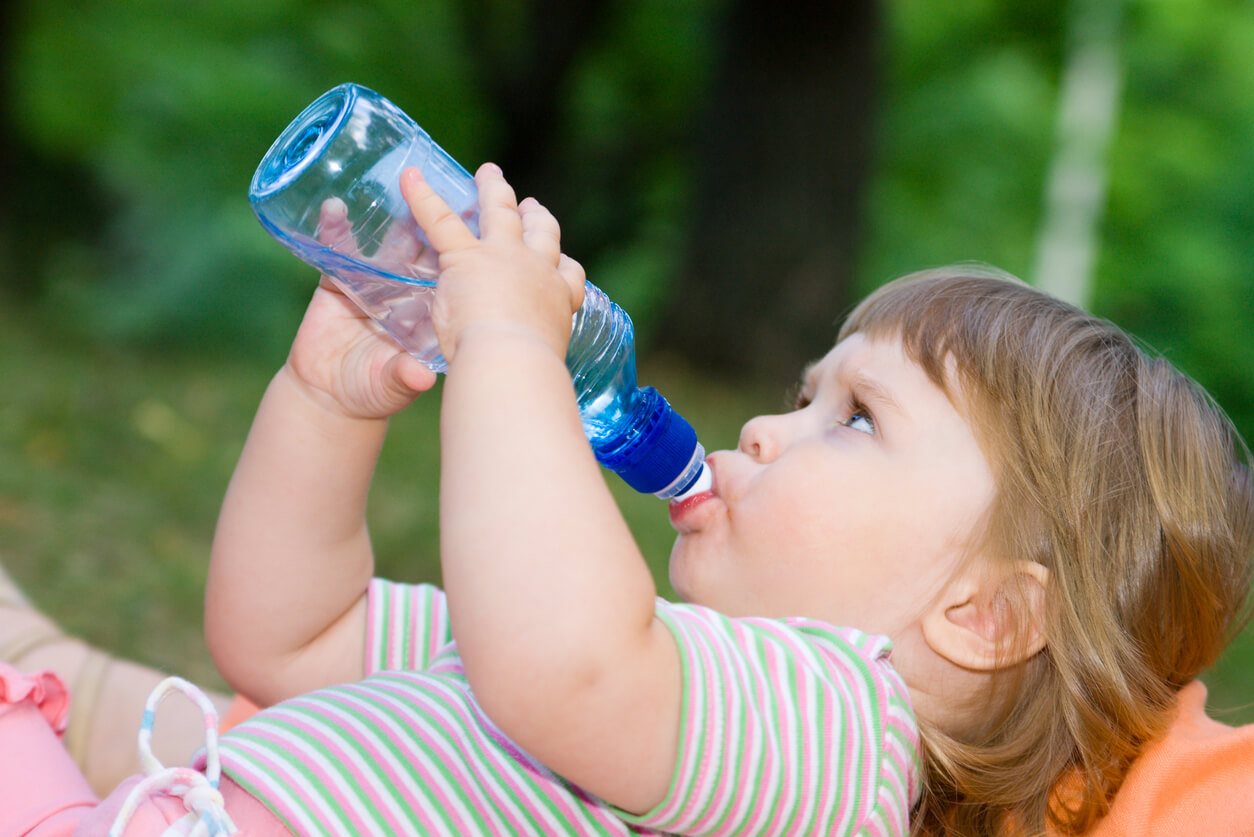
[1031,0,1124,310]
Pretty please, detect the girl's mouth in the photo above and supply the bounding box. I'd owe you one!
[669,487,717,529]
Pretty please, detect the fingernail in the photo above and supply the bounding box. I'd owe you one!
[483,162,502,175]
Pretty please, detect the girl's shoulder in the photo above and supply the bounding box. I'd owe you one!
[647,598,922,831]
[653,598,902,689]
[1057,681,1254,837]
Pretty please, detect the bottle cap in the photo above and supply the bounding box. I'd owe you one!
[592,388,701,497]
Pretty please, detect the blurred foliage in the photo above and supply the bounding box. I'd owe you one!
[5,0,493,356]
[858,0,1254,444]
[7,0,1249,437]
[1,0,1252,713]
[2,0,717,354]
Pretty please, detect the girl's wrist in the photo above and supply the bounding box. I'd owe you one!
[273,364,390,429]
[446,321,569,367]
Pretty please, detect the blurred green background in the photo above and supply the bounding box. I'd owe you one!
[1,0,1251,721]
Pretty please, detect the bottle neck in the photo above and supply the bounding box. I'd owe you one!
[590,387,703,498]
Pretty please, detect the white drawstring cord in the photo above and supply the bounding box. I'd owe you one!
[107,676,239,837]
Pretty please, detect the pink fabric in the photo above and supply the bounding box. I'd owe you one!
[0,662,287,837]
[0,664,97,836]
[0,703,97,835]
[0,663,71,735]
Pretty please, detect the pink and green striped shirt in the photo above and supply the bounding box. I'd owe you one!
[218,579,920,835]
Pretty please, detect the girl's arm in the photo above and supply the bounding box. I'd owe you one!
[406,165,683,814]
[205,280,436,706]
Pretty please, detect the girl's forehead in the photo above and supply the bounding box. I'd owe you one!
[805,332,908,379]
[798,335,921,406]
[808,332,979,416]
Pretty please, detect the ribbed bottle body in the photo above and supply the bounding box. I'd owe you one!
[566,283,643,446]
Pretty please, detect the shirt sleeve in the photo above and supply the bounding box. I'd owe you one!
[620,601,921,837]
[364,578,452,674]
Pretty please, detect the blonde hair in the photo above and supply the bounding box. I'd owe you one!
[839,267,1254,836]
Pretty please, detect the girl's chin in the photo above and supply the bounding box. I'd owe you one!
[667,539,722,607]
[667,560,696,604]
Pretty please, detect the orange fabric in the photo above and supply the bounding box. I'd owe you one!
[1057,681,1254,837]
[219,694,261,733]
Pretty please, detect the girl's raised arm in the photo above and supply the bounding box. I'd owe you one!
[405,164,683,813]
[206,275,436,707]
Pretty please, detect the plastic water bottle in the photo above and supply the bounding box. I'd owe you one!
[250,83,710,500]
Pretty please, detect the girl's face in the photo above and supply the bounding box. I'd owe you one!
[668,332,997,638]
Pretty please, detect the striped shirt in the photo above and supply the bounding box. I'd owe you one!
[218,579,920,836]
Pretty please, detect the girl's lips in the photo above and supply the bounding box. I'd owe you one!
[669,488,717,529]
[669,457,720,531]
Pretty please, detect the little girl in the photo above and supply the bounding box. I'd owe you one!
[1,164,1250,836]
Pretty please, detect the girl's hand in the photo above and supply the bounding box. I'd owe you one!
[399,163,586,365]
[283,199,438,420]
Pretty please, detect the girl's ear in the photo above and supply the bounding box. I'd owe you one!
[921,561,1049,671]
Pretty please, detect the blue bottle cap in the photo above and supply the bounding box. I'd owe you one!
[592,388,701,496]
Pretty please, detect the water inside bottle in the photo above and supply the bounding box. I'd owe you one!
[327,268,445,371]
[352,277,434,332]
[579,386,637,445]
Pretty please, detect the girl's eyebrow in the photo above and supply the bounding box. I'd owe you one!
[797,361,905,420]
[850,370,906,419]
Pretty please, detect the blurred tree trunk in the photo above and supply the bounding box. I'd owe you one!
[660,0,880,384]
[460,0,612,198]
[0,0,21,291]
[0,0,102,300]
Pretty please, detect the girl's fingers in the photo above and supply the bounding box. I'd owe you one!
[558,254,588,312]
[519,197,562,264]
[474,163,524,242]
[317,198,359,256]
[376,217,425,265]
[400,167,478,253]
[386,350,439,396]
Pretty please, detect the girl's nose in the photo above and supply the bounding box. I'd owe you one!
[738,414,784,462]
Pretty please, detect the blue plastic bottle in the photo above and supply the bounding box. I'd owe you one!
[250,83,709,499]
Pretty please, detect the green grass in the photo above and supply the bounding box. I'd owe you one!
[1,303,1250,723]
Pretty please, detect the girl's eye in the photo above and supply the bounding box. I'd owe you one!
[843,404,875,435]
